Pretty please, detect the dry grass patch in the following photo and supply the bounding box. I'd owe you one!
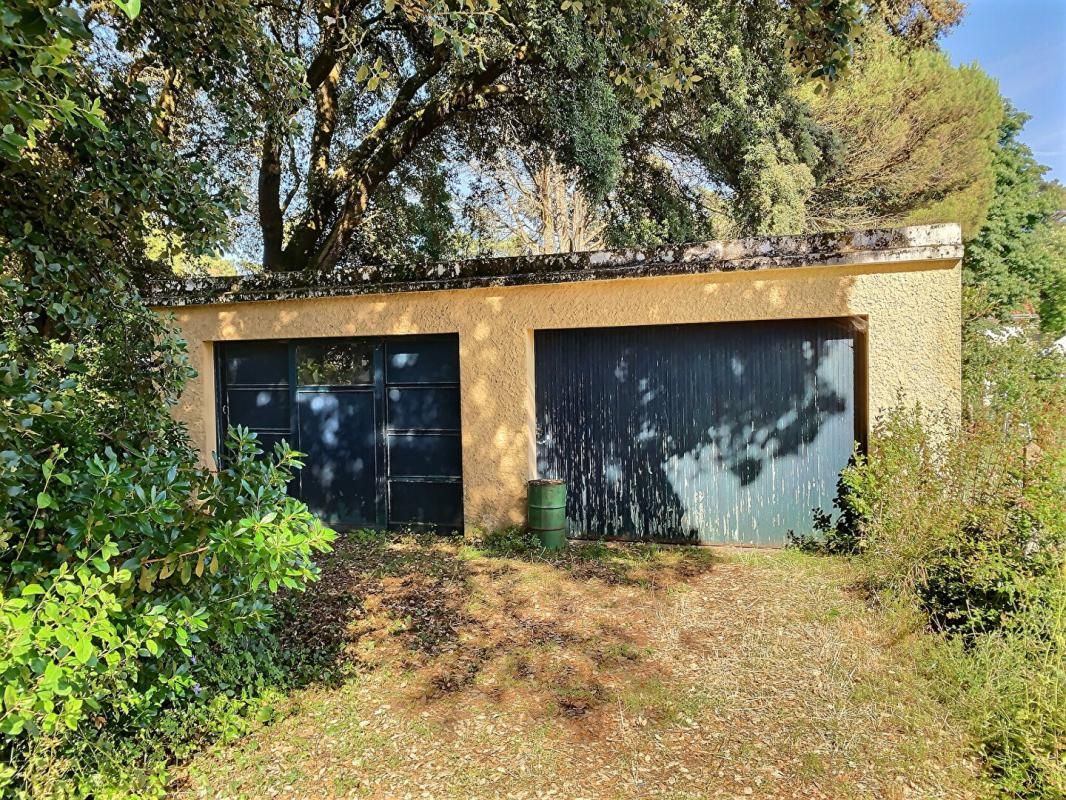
[173,534,979,800]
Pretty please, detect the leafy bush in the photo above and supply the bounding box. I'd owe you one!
[0,228,335,797]
[0,6,334,794]
[933,583,1066,798]
[823,406,1061,635]
[962,288,1066,421]
[0,413,334,795]
[795,303,1065,796]
[52,635,294,798]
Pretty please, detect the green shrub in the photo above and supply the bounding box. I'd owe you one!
[0,114,334,800]
[51,635,294,798]
[962,288,1066,424]
[827,405,1062,636]
[796,298,1065,636]
[0,4,335,795]
[787,456,872,555]
[0,422,334,796]
[795,309,1065,795]
[810,410,1065,795]
[934,582,1066,798]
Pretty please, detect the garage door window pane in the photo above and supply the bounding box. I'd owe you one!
[224,341,289,386]
[389,480,463,527]
[387,433,462,477]
[226,388,290,430]
[387,387,460,430]
[386,337,459,384]
[297,341,374,386]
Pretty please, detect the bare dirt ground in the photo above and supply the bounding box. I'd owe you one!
[173,534,980,800]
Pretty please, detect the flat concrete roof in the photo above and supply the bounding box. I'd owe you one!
[147,223,963,307]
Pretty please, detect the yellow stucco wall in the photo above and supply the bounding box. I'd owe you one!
[160,258,961,530]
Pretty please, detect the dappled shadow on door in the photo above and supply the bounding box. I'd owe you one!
[535,319,859,544]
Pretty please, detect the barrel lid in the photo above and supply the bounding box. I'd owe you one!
[528,479,565,486]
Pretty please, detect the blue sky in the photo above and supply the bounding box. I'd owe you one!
[941,0,1066,182]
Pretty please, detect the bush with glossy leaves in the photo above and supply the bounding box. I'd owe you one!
[0,2,333,795]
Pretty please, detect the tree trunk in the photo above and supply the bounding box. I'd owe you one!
[258,54,518,273]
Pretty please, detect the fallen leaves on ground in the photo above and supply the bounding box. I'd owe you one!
[173,536,979,800]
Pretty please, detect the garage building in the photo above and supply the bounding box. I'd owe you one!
[150,224,962,546]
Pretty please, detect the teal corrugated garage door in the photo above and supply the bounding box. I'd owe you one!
[534,319,861,546]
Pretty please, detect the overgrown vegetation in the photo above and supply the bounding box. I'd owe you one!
[793,295,1066,796]
[2,0,1061,796]
[0,3,333,796]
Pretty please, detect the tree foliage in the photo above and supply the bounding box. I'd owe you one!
[797,29,1002,236]
[468,1,968,253]
[234,0,868,270]
[62,0,960,271]
[964,109,1066,333]
[599,4,819,244]
[868,0,964,44]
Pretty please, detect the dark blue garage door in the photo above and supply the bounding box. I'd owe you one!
[534,319,862,546]
[217,335,462,530]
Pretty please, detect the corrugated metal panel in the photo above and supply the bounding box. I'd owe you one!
[534,319,858,546]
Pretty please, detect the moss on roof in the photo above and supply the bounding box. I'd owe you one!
[147,224,963,307]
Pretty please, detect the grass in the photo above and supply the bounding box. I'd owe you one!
[171,531,981,799]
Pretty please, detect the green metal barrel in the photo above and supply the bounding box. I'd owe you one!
[527,479,567,550]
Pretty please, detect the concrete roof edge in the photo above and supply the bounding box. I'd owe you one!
[147,223,963,308]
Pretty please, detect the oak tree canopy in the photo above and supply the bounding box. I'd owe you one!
[97,0,961,271]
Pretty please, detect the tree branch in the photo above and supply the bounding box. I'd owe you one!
[153,68,181,140]
[281,59,345,267]
[312,61,515,269]
[305,3,382,93]
[281,131,303,215]
[280,48,452,269]
[332,48,449,188]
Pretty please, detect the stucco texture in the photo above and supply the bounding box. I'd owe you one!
[160,256,961,532]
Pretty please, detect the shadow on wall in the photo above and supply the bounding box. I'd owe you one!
[535,318,861,545]
[194,270,862,531]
